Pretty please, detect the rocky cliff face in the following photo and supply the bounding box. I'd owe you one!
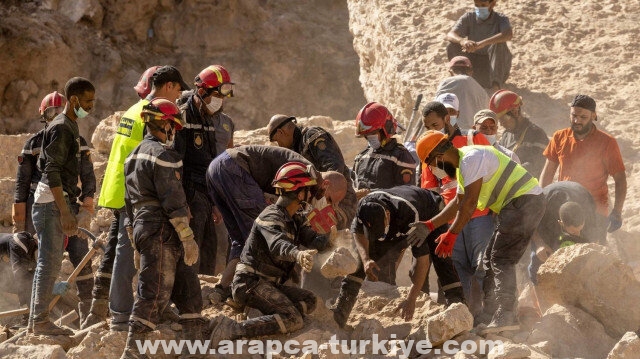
[0,0,365,138]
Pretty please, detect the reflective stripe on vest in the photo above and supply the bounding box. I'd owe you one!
[458,146,537,213]
[98,99,149,209]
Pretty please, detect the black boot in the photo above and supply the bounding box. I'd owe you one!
[179,318,205,358]
[82,298,109,329]
[120,322,152,359]
[330,277,362,328]
[443,285,466,306]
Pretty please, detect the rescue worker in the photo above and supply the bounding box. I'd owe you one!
[175,65,235,276]
[13,94,97,324]
[529,181,598,284]
[29,77,95,335]
[420,100,493,315]
[489,90,548,178]
[85,66,189,330]
[0,232,38,310]
[206,145,347,303]
[120,98,202,359]
[268,114,357,229]
[415,130,545,333]
[353,102,416,192]
[331,185,464,327]
[472,109,520,162]
[209,162,332,345]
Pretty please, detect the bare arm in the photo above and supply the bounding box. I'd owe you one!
[476,28,513,49]
[448,179,482,234]
[611,170,627,215]
[538,159,558,187]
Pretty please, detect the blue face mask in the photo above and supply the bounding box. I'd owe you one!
[74,104,89,119]
[449,115,458,127]
[475,7,490,20]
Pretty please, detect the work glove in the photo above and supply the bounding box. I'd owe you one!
[134,250,141,271]
[170,217,198,266]
[435,231,458,258]
[125,225,134,247]
[406,220,435,248]
[607,211,623,233]
[355,188,370,201]
[327,226,338,248]
[53,281,71,296]
[12,202,26,233]
[296,249,318,272]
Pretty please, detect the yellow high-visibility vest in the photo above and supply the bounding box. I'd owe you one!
[98,99,149,209]
[458,145,538,214]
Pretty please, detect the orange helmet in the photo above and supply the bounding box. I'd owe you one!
[141,97,183,130]
[489,90,522,117]
[272,161,317,194]
[194,65,234,97]
[416,130,448,163]
[39,91,67,121]
[355,102,397,138]
[134,66,161,99]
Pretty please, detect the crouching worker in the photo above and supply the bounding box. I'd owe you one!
[0,232,38,308]
[120,98,202,359]
[209,161,333,345]
[331,185,464,327]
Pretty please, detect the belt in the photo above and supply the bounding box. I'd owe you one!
[236,263,279,283]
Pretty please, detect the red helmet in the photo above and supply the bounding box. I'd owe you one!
[39,91,66,115]
[141,97,183,130]
[272,161,317,194]
[489,90,522,117]
[134,66,161,99]
[194,65,234,97]
[355,102,397,138]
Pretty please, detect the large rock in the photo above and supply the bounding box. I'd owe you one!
[606,331,640,359]
[487,342,531,359]
[420,302,473,347]
[536,243,640,337]
[0,343,66,359]
[526,304,617,359]
[321,247,358,278]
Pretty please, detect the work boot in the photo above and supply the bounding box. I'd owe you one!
[78,300,92,327]
[32,320,74,336]
[330,277,362,328]
[443,285,466,306]
[209,315,241,349]
[179,318,205,358]
[111,320,129,332]
[120,322,151,359]
[209,284,232,304]
[480,306,520,334]
[82,298,109,329]
[160,306,181,324]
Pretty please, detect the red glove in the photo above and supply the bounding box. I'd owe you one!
[424,220,436,231]
[435,231,458,258]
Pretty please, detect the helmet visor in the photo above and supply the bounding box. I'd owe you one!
[43,106,63,121]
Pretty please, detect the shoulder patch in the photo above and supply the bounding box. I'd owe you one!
[17,155,23,164]
[223,123,230,132]
[175,170,181,181]
[314,138,326,150]
[401,169,414,184]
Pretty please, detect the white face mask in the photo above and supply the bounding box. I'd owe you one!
[484,134,497,145]
[431,158,447,179]
[161,125,176,148]
[449,115,458,127]
[206,96,223,114]
[311,195,327,210]
[438,127,447,134]
[366,134,381,150]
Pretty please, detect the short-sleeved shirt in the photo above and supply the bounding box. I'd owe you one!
[435,75,489,130]
[451,11,511,55]
[543,126,625,215]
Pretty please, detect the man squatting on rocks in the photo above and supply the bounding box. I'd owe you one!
[120,98,203,358]
[208,162,335,344]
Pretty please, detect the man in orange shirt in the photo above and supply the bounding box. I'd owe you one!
[539,95,626,243]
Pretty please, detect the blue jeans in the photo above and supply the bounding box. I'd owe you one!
[30,201,67,323]
[207,152,267,260]
[452,214,495,314]
[109,209,137,323]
